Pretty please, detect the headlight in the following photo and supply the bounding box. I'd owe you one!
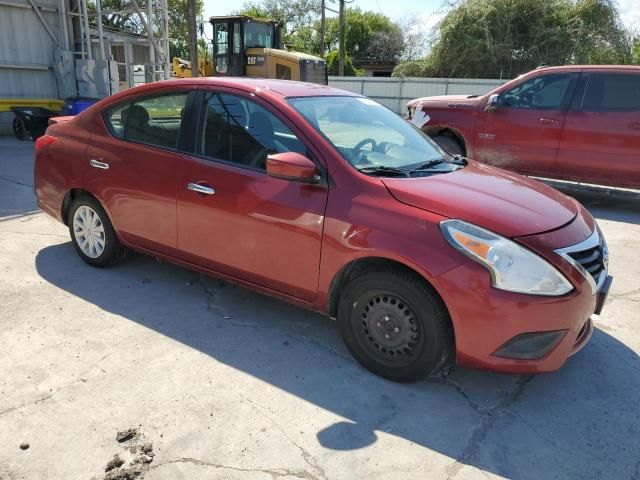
[440,219,573,296]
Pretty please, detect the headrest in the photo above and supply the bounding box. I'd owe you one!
[122,104,149,127]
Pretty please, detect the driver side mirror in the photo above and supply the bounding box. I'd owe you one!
[266,152,321,184]
[485,94,502,112]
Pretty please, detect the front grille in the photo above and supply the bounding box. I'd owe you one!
[567,243,606,284]
[555,227,608,294]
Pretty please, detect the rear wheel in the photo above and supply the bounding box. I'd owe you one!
[67,196,125,267]
[432,134,464,156]
[12,117,28,140]
[338,269,452,382]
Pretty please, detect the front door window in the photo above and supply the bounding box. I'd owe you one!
[198,92,306,170]
[501,74,573,110]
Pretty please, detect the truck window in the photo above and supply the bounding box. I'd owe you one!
[501,74,572,110]
[582,73,640,111]
[244,22,273,48]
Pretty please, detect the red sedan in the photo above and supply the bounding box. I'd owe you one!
[34,78,611,382]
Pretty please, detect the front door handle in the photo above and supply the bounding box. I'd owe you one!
[188,182,215,195]
[89,158,109,169]
[539,117,559,125]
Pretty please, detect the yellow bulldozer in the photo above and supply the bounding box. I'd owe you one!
[172,15,327,85]
[172,56,214,78]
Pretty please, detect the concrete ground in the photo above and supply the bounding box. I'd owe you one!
[0,136,638,480]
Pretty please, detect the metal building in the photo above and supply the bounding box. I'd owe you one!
[0,0,169,134]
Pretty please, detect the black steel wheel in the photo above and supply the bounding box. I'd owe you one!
[355,291,424,368]
[338,268,453,382]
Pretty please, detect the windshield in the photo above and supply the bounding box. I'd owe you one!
[288,96,463,176]
[244,22,273,48]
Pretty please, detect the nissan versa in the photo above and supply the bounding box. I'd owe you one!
[34,78,612,382]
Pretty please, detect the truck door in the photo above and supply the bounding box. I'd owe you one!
[474,72,578,177]
[557,71,640,188]
[214,21,244,77]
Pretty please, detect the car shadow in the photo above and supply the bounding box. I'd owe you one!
[35,243,640,479]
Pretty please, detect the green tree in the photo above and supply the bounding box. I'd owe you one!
[323,8,403,64]
[166,0,204,59]
[633,37,640,64]
[93,0,203,60]
[393,0,633,79]
[235,0,322,45]
[325,49,358,75]
[392,59,436,78]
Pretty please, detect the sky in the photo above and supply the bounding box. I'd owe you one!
[203,0,639,34]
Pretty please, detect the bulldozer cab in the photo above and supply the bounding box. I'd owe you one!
[210,15,327,84]
[211,16,281,77]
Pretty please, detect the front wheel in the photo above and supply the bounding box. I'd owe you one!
[338,269,453,382]
[68,196,125,267]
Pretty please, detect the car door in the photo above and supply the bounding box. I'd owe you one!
[556,71,640,188]
[176,89,329,301]
[85,90,191,254]
[474,72,578,176]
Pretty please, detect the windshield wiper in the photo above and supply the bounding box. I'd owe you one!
[410,158,446,172]
[357,166,410,177]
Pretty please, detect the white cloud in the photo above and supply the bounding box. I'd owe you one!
[618,0,640,34]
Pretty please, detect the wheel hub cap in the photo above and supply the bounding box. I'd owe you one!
[72,205,106,259]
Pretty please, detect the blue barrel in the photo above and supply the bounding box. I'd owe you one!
[62,96,99,115]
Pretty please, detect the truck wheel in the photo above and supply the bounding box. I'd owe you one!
[338,269,452,382]
[67,196,126,268]
[432,134,464,156]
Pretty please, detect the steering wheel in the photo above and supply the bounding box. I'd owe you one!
[376,141,394,154]
[353,138,377,153]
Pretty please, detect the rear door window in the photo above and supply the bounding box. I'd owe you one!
[581,73,640,111]
[104,92,188,149]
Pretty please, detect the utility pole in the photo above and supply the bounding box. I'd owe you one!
[147,0,154,81]
[338,0,345,76]
[320,0,325,57]
[187,0,199,77]
[162,0,170,79]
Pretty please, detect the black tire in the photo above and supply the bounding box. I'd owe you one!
[67,195,126,268]
[338,269,453,383]
[432,134,464,156]
[12,117,29,141]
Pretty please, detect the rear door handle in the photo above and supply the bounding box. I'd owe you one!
[539,117,559,125]
[629,122,640,130]
[89,158,109,169]
[188,182,215,195]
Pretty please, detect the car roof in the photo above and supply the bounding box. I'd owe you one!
[130,77,357,99]
[532,65,640,73]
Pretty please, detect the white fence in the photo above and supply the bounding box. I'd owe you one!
[328,76,507,114]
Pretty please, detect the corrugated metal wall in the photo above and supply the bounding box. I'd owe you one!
[0,0,64,99]
[328,77,507,114]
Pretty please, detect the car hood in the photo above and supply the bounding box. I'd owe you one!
[408,94,483,109]
[381,161,578,238]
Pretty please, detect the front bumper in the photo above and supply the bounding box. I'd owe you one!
[434,212,610,374]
